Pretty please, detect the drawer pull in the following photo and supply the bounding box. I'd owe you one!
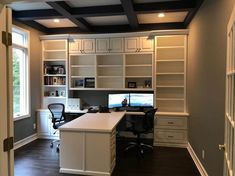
[168,136,174,138]
[168,122,174,125]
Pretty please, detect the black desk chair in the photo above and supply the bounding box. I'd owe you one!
[48,103,66,152]
[125,108,158,154]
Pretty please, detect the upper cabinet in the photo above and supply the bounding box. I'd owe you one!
[125,37,153,52]
[96,38,124,53]
[69,39,95,54]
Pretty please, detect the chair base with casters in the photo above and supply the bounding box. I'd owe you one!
[124,134,153,154]
[124,108,158,154]
[50,140,60,152]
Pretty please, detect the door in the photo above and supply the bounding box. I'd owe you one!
[109,38,123,53]
[0,4,14,176]
[96,38,109,53]
[223,6,235,176]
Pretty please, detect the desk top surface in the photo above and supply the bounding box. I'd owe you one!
[59,112,125,133]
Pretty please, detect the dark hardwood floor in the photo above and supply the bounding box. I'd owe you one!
[14,139,200,176]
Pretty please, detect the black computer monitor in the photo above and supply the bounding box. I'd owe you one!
[108,93,130,108]
[129,93,154,107]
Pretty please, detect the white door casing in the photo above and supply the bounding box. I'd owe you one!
[223,5,235,176]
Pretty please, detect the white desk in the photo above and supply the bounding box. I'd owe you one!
[59,112,126,176]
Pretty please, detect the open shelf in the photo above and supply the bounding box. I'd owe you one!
[41,39,68,108]
[155,35,186,114]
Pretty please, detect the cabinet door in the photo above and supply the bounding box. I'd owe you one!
[37,111,51,136]
[96,38,109,53]
[82,39,95,53]
[125,37,139,52]
[139,37,153,52]
[110,38,123,53]
[69,39,82,53]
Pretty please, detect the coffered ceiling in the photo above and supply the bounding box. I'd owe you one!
[7,0,204,34]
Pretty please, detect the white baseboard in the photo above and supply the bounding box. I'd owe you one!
[14,133,38,150]
[187,142,208,176]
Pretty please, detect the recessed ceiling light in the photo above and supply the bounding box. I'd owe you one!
[158,13,165,18]
[53,19,60,23]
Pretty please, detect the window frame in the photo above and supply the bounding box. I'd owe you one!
[12,25,31,121]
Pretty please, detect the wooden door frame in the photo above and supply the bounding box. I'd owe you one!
[0,4,14,176]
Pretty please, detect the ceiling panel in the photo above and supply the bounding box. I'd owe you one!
[35,18,77,28]
[138,12,188,24]
[9,2,52,11]
[67,0,121,7]
[85,15,128,26]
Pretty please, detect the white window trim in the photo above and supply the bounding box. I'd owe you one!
[12,25,31,121]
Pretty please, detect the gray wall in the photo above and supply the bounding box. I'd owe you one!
[188,0,234,175]
[13,20,43,142]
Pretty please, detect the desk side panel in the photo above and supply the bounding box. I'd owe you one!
[85,132,111,172]
[60,131,84,170]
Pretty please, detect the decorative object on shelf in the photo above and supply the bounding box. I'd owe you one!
[84,77,95,88]
[50,91,56,96]
[60,91,65,97]
[52,65,65,74]
[128,82,137,88]
[53,77,58,85]
[56,90,59,96]
[44,65,65,75]
[75,79,84,87]
[144,80,151,88]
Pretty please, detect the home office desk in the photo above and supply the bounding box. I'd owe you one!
[59,111,145,176]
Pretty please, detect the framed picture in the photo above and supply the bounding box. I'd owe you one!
[74,79,84,87]
[128,82,137,88]
[85,77,95,88]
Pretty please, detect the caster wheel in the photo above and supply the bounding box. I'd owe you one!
[56,147,60,153]
[50,143,53,148]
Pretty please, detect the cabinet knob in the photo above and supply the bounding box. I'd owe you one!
[219,144,225,151]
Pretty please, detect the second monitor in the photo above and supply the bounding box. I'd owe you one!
[129,93,154,107]
[108,93,154,110]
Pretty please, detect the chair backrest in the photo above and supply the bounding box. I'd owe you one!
[143,108,158,131]
[48,103,65,129]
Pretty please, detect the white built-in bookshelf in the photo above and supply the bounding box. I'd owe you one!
[41,40,67,108]
[155,35,187,113]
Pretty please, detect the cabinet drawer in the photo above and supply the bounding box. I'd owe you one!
[154,129,187,143]
[155,116,187,129]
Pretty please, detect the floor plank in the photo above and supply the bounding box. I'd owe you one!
[14,139,200,176]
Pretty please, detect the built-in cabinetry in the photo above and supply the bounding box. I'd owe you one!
[39,32,189,147]
[154,35,188,147]
[96,38,124,53]
[69,39,95,54]
[41,39,67,109]
[68,37,154,90]
[125,36,154,52]
[37,109,59,139]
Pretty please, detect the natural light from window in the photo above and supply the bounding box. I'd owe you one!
[12,26,30,120]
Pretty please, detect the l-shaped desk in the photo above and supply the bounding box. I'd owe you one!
[59,111,145,176]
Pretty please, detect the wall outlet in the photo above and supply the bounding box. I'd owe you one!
[33,123,36,130]
[202,149,205,159]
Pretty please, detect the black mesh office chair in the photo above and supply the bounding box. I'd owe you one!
[48,103,66,152]
[125,108,158,154]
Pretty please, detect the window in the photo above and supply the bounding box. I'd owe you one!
[12,26,30,120]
